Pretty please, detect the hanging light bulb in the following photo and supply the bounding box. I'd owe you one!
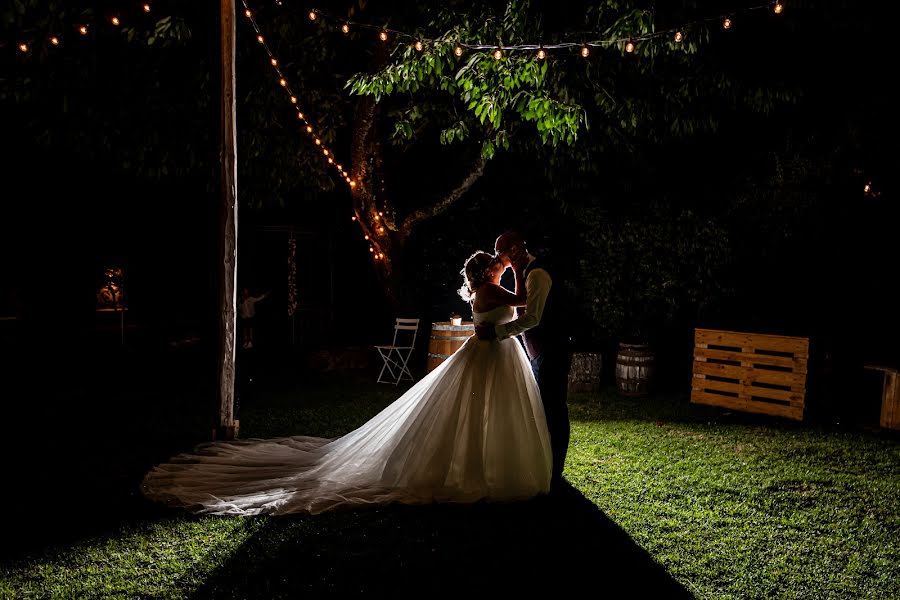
[864,182,872,194]
[537,46,546,60]
[337,165,342,171]
[306,125,313,133]
[271,58,277,66]
[674,31,683,42]
[415,40,423,51]
[342,23,350,34]
[328,157,334,164]
[291,96,297,104]
[298,112,304,119]
[581,45,590,58]
[774,3,784,14]
[323,148,329,156]
[279,78,287,87]
[144,4,151,12]
[111,16,120,26]
[308,10,317,21]
[244,9,251,17]
[79,25,88,35]
[18,43,28,52]
[723,18,732,29]
[364,235,370,240]
[455,45,463,57]
[315,138,321,145]
[351,216,357,221]
[379,30,388,42]
[50,36,60,45]
[625,40,635,53]
[493,47,502,60]
[378,212,384,216]
[369,247,374,253]
[378,227,385,233]
[257,34,264,43]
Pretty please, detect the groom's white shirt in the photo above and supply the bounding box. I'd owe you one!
[495,254,552,341]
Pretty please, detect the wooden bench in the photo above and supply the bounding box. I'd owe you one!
[691,328,809,421]
[864,365,900,430]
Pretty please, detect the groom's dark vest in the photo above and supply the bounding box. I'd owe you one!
[520,255,571,360]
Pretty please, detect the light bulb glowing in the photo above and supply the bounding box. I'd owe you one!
[244,9,251,17]
[144,4,151,12]
[328,157,333,164]
[291,96,297,104]
[378,212,383,216]
[415,40,423,51]
[315,138,321,145]
[349,180,356,187]
[308,10,317,21]
[364,235,370,240]
[257,34,264,43]
[379,30,388,42]
[625,41,635,53]
[774,3,784,14]
[674,31,683,42]
[337,165,342,170]
[279,78,287,87]
[537,47,546,60]
[455,45,463,57]
[352,216,357,221]
[342,23,350,34]
[723,18,732,29]
[864,182,872,193]
[111,16,120,26]
[493,48,502,60]
[306,125,313,133]
[271,58,277,66]
[79,26,88,35]
[378,227,384,233]
[369,247,374,253]
[581,45,590,57]
[50,36,59,45]
[323,148,329,155]
[18,43,28,52]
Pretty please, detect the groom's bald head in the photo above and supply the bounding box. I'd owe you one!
[494,231,527,267]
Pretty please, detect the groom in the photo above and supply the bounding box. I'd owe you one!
[475,231,573,489]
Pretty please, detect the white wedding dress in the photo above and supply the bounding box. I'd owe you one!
[142,306,552,515]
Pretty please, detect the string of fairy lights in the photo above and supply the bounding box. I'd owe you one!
[240,1,388,262]
[304,1,786,58]
[7,1,883,266]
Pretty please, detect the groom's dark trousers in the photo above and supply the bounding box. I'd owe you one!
[530,348,573,485]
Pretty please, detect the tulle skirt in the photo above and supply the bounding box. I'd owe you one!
[142,336,552,515]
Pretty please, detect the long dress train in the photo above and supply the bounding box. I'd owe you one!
[141,305,551,515]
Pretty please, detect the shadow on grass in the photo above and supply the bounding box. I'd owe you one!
[188,482,692,598]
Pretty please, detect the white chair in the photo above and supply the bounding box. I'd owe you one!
[375,318,420,385]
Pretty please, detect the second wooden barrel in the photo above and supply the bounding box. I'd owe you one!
[615,342,656,397]
[427,321,475,372]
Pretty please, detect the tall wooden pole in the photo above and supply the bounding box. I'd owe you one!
[217,0,238,440]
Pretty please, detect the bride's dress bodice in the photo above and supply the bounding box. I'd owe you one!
[473,305,515,327]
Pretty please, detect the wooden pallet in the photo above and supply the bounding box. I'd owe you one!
[691,328,809,421]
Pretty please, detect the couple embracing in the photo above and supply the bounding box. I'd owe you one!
[143,231,573,515]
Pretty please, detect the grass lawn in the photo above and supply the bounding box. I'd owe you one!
[1,353,898,599]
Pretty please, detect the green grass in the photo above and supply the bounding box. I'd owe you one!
[1,376,898,599]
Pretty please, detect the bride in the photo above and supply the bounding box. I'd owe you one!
[142,251,552,515]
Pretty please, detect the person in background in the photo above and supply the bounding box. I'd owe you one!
[239,287,270,349]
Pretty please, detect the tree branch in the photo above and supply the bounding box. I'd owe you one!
[397,157,487,242]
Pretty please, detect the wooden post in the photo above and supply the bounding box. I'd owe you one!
[217,0,238,441]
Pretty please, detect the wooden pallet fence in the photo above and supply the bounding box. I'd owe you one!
[691,328,809,421]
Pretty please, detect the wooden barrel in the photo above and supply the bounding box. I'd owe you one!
[615,342,655,397]
[427,321,475,372]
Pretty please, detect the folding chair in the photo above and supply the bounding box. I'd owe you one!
[375,318,420,385]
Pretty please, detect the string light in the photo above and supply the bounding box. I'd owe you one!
[493,47,502,60]
[581,45,590,57]
[279,78,287,86]
[674,31,683,42]
[537,46,546,60]
[306,125,313,133]
[352,216,357,221]
[342,23,350,34]
[364,235,370,240]
[111,16,121,26]
[257,34,264,43]
[328,157,334,163]
[244,8,251,17]
[79,26,88,35]
[323,148,329,155]
[723,18,732,29]
[774,2,784,14]
[143,4,151,12]
[18,43,28,52]
[454,45,463,57]
[308,10,317,21]
[290,95,297,103]
[864,182,872,194]
[270,57,277,66]
[50,36,59,45]
[415,39,423,51]
[379,30,388,42]
[315,138,321,145]
[625,40,635,53]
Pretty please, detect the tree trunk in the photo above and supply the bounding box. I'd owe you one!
[217,0,238,441]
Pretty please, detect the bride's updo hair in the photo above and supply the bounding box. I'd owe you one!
[458,251,494,302]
